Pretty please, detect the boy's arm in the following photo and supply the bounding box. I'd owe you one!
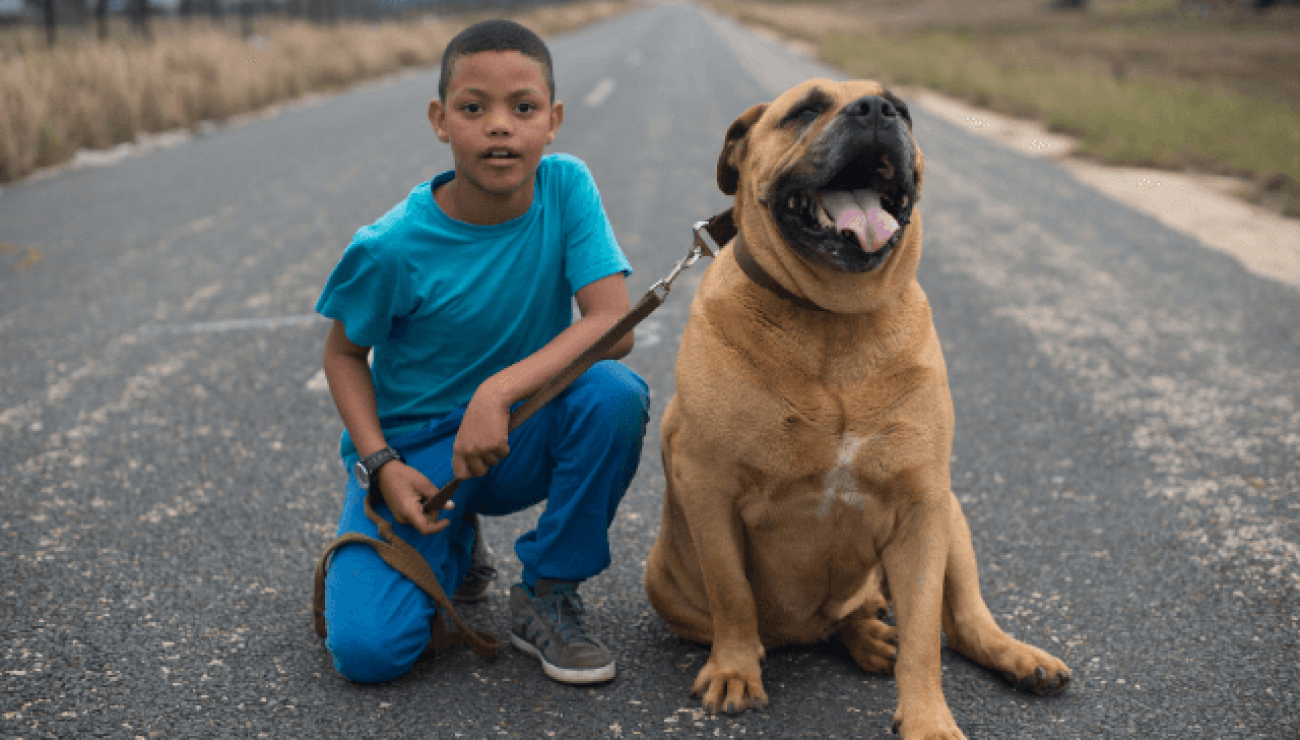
[322,321,387,460]
[323,320,451,535]
[452,272,634,479]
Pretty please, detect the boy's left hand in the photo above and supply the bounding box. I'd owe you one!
[453,388,512,479]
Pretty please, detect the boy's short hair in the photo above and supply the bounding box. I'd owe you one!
[439,20,556,103]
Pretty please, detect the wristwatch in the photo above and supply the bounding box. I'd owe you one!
[353,446,404,493]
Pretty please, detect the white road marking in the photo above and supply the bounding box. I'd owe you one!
[584,78,617,108]
[817,435,868,517]
[138,314,325,336]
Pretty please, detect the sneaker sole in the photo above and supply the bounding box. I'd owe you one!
[509,633,616,684]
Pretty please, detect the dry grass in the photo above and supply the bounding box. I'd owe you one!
[708,0,1300,215]
[0,1,630,184]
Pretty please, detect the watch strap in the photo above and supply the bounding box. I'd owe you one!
[360,446,403,479]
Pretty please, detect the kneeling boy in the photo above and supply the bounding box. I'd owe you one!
[316,19,648,685]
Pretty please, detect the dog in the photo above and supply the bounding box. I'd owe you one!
[645,79,1070,738]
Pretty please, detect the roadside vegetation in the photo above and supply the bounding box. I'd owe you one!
[706,0,1300,216]
[0,1,629,184]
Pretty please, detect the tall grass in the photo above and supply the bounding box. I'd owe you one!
[0,2,626,183]
[821,29,1300,185]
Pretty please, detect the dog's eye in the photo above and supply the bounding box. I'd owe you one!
[783,104,826,127]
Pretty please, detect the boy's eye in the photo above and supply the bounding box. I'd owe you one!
[515,102,537,115]
[462,102,483,114]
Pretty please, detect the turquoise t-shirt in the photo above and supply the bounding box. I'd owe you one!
[316,153,632,464]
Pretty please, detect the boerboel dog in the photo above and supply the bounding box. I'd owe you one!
[645,79,1070,738]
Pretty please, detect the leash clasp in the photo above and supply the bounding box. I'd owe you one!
[650,223,712,301]
[692,219,724,259]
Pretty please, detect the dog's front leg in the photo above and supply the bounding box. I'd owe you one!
[882,493,965,740]
[677,459,769,715]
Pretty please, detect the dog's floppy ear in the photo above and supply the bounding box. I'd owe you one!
[717,103,767,196]
[912,146,924,202]
[883,88,923,202]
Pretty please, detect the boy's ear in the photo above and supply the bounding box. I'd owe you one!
[546,101,564,145]
[428,99,450,143]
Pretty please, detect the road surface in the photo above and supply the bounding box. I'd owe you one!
[2,2,1297,737]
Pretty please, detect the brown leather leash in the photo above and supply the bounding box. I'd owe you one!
[414,208,748,520]
[312,209,743,657]
[312,491,502,657]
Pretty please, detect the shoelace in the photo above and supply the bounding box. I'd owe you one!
[536,591,596,645]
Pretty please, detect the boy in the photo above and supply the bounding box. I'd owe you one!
[316,19,649,685]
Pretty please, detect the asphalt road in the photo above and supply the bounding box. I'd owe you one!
[2,2,1298,738]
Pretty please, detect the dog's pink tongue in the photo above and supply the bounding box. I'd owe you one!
[824,191,899,252]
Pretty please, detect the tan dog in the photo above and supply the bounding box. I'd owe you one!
[645,79,1070,738]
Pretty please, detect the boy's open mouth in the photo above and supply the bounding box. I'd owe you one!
[483,148,521,161]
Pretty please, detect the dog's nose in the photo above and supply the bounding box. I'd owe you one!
[842,96,901,130]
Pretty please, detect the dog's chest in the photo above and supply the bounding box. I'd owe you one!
[740,430,896,631]
[746,380,933,500]
[739,414,915,538]
[814,434,873,517]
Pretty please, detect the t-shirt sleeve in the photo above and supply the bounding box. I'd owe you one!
[561,158,633,295]
[315,235,403,348]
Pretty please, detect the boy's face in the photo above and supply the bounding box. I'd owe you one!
[429,51,563,202]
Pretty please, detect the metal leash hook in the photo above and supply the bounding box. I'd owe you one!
[651,244,702,298]
[649,221,718,302]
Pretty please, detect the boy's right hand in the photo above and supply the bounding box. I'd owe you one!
[377,462,454,536]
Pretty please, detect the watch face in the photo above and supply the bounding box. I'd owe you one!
[353,460,370,491]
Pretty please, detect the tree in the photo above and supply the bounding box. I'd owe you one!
[44,0,56,47]
[130,0,149,37]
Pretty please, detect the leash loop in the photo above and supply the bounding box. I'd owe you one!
[692,219,724,258]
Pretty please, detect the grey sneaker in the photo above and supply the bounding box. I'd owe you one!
[510,579,615,684]
[452,513,497,604]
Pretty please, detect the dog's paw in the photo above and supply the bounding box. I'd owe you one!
[993,640,1071,696]
[840,608,897,675]
[1003,664,1072,696]
[691,647,768,714]
[945,617,1071,695]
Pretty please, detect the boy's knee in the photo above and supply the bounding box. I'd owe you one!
[324,544,435,684]
[577,362,649,444]
[327,622,424,684]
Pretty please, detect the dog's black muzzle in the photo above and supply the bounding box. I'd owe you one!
[770,95,919,274]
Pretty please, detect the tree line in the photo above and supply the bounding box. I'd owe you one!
[6,0,583,47]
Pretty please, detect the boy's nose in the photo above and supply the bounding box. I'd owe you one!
[486,110,514,135]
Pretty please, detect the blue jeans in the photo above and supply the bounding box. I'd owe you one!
[323,361,649,683]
